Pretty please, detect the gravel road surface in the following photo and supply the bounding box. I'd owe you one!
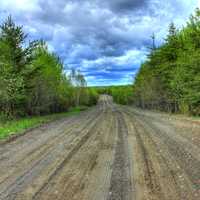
[0,95,200,200]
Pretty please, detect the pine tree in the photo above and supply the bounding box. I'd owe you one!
[0,16,27,73]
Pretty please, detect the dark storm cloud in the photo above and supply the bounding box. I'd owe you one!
[0,0,198,85]
[106,0,148,13]
[34,0,152,51]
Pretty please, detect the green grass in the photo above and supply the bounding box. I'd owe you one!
[0,106,87,140]
[191,115,200,120]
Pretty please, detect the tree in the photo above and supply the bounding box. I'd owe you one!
[70,69,87,106]
[133,9,200,115]
[0,16,28,117]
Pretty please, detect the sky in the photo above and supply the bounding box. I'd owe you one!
[0,0,199,86]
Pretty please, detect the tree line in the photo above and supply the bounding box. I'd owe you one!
[2,9,200,118]
[133,8,200,115]
[94,85,134,105]
[0,16,98,119]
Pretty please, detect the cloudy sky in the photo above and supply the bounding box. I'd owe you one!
[0,0,199,86]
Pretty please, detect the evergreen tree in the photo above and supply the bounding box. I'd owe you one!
[133,9,200,115]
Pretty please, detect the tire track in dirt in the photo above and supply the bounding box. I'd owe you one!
[107,110,133,200]
[0,115,93,185]
[123,110,164,200]
[0,108,97,167]
[123,107,200,199]
[80,109,118,200]
[136,114,200,199]
[0,108,103,200]
[31,114,104,200]
[30,96,115,200]
[0,107,97,161]
[0,95,200,200]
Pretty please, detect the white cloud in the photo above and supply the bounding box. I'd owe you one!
[0,0,199,85]
[0,0,40,12]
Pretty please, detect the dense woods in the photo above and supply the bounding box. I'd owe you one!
[94,85,134,105]
[133,8,200,115]
[0,16,98,119]
[1,8,200,119]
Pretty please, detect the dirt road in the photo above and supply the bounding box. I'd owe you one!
[0,95,200,200]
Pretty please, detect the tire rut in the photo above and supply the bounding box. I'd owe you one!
[31,111,104,200]
[124,107,200,199]
[107,110,133,200]
[1,96,200,200]
[0,109,102,200]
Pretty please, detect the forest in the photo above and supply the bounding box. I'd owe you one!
[1,8,200,120]
[0,16,99,119]
[133,8,200,115]
[0,15,134,120]
[93,85,134,105]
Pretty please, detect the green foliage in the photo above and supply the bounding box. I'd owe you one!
[0,16,97,119]
[133,8,200,115]
[0,107,84,139]
[86,88,99,106]
[69,69,88,107]
[93,85,134,105]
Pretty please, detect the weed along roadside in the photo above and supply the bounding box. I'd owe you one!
[0,106,88,142]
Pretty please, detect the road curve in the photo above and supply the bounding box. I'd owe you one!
[0,95,200,200]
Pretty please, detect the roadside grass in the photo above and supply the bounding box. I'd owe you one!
[0,106,88,140]
[191,115,200,120]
